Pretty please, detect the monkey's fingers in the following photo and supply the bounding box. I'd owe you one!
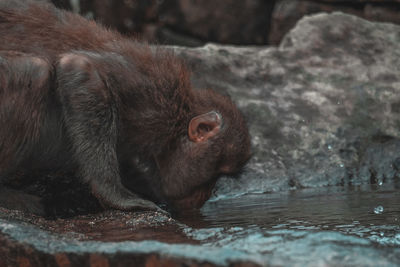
[108,197,170,216]
[124,198,170,215]
[91,182,169,214]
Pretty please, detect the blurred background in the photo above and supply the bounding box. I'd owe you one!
[49,0,400,46]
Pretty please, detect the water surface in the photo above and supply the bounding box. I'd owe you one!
[177,182,400,266]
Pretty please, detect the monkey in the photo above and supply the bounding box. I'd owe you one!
[0,0,251,214]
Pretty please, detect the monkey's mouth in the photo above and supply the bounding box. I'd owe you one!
[168,180,217,210]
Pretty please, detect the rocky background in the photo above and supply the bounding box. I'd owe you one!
[50,0,400,46]
[174,12,400,197]
[2,10,400,266]
[2,1,400,266]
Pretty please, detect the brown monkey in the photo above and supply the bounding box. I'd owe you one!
[0,0,251,213]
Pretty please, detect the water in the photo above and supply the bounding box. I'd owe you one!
[177,182,400,266]
[1,182,400,266]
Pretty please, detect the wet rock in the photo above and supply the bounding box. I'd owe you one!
[353,136,400,185]
[50,0,400,46]
[2,12,400,267]
[0,208,260,266]
[173,12,400,196]
[270,0,400,45]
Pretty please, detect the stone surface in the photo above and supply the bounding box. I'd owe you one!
[0,208,261,266]
[269,0,363,45]
[320,0,400,2]
[51,0,274,46]
[173,12,400,197]
[156,0,274,45]
[50,0,400,46]
[269,0,400,45]
[2,12,400,267]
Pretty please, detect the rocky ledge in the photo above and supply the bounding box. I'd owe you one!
[175,12,400,198]
[1,12,400,267]
[0,208,260,266]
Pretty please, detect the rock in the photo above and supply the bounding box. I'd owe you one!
[2,12,400,267]
[364,4,400,24]
[270,0,400,45]
[269,0,363,45]
[319,0,400,2]
[0,208,261,266]
[173,12,400,196]
[78,0,160,36]
[50,0,275,46]
[50,0,400,46]
[157,0,274,45]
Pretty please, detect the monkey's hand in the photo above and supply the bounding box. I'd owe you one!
[91,180,168,214]
[57,53,168,215]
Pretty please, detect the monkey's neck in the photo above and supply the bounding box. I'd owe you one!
[116,52,197,156]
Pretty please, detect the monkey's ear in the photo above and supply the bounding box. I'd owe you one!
[188,111,222,143]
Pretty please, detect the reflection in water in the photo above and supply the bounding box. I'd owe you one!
[178,182,400,266]
[1,183,399,266]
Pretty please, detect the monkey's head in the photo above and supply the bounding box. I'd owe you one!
[156,89,251,210]
[118,51,251,211]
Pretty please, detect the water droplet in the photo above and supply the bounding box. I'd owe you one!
[374,205,384,214]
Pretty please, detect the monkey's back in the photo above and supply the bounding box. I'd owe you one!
[0,50,75,177]
[0,0,122,59]
[0,0,123,173]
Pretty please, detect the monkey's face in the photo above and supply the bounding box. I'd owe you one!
[156,111,251,210]
[157,141,250,210]
[169,178,217,210]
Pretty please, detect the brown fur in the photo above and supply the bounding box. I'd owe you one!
[0,0,251,213]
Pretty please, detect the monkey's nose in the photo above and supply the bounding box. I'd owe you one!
[170,185,213,210]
